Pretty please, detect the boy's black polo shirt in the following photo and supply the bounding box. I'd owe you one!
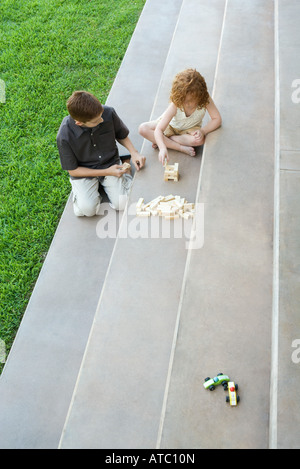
[56,106,129,177]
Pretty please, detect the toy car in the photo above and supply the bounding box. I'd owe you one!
[226,382,240,406]
[203,373,230,391]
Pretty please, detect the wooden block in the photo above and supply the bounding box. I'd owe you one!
[149,200,161,210]
[173,199,183,209]
[149,195,163,204]
[164,194,175,202]
[122,162,131,170]
[183,203,194,211]
[136,198,144,211]
[136,211,150,217]
[144,195,163,209]
[181,212,192,219]
[158,202,173,207]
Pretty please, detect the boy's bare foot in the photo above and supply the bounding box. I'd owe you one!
[180,145,196,157]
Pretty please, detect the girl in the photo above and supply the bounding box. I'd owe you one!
[139,69,221,164]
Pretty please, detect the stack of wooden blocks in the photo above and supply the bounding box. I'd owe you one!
[136,195,195,220]
[164,163,179,181]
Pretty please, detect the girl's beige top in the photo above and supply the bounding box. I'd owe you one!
[170,106,206,131]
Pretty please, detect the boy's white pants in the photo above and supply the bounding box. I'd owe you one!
[70,171,132,217]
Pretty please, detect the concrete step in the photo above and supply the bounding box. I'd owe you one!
[276,0,300,449]
[159,0,276,449]
[0,0,183,449]
[58,0,228,449]
[158,0,300,450]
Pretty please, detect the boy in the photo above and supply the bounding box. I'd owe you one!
[57,91,145,216]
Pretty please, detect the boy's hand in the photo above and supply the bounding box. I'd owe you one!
[107,164,127,178]
[132,154,146,171]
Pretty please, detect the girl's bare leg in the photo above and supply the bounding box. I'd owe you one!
[139,121,195,156]
[170,133,202,147]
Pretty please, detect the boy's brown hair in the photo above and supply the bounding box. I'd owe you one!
[67,91,103,122]
[170,69,210,110]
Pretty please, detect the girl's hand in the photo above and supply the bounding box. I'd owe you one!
[192,129,205,145]
[159,148,169,165]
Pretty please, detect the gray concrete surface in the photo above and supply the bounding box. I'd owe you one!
[278,167,300,449]
[159,0,275,448]
[276,0,300,450]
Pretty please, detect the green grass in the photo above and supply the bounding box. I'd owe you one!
[0,0,146,374]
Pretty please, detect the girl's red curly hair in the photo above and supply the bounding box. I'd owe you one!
[170,69,209,109]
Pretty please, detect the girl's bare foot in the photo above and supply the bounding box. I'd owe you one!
[180,145,196,157]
